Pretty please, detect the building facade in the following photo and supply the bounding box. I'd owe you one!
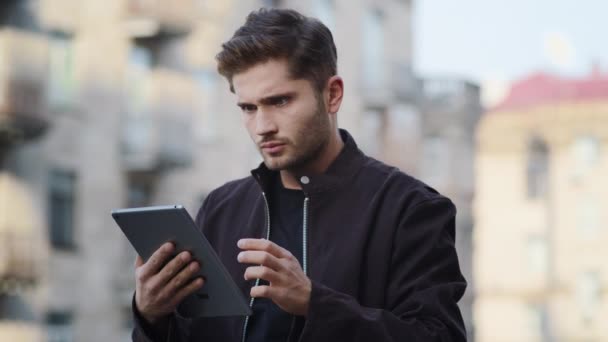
[417,78,481,339]
[0,0,480,341]
[474,71,608,341]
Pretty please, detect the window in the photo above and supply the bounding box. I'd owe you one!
[126,45,152,114]
[387,104,421,170]
[123,46,153,159]
[362,9,385,88]
[576,196,600,238]
[524,303,546,338]
[526,137,549,198]
[360,107,387,158]
[577,272,600,324]
[572,135,600,179]
[0,294,36,321]
[526,236,548,275]
[48,33,76,108]
[46,310,74,342]
[194,70,218,142]
[573,136,600,166]
[48,169,77,250]
[313,0,335,32]
[421,135,449,189]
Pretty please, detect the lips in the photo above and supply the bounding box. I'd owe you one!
[260,141,286,154]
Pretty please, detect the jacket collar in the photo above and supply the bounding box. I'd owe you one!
[250,129,366,196]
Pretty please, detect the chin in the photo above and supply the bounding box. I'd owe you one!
[263,159,286,171]
[263,156,296,171]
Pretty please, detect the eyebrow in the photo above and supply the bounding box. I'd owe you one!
[237,92,296,107]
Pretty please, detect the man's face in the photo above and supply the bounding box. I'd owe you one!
[232,59,331,171]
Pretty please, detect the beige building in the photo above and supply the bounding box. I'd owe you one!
[474,71,608,341]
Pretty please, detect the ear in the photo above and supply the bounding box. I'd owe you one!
[325,76,344,115]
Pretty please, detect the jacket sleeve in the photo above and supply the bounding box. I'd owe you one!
[298,198,467,342]
[131,294,196,342]
[131,293,176,342]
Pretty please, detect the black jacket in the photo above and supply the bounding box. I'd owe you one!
[132,130,467,341]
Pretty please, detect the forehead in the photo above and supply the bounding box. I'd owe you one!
[232,59,310,102]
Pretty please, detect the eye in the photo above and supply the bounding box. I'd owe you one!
[267,96,291,108]
[275,97,289,107]
[239,104,257,113]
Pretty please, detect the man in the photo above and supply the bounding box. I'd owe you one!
[131,8,467,342]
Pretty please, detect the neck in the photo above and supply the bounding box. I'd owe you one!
[280,129,344,190]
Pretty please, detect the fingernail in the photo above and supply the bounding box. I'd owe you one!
[164,243,173,251]
[237,252,243,261]
[237,239,244,248]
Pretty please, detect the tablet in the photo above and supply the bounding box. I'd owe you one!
[111,205,252,318]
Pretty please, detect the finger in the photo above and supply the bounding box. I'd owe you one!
[171,277,205,307]
[250,285,276,299]
[163,259,200,294]
[135,255,144,268]
[237,239,291,259]
[237,251,283,270]
[155,251,193,286]
[244,266,282,283]
[140,242,175,278]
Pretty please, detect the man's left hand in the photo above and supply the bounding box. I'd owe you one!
[237,238,311,316]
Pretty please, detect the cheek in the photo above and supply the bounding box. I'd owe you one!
[243,115,256,137]
[287,102,319,129]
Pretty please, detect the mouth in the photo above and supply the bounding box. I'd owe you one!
[260,141,287,154]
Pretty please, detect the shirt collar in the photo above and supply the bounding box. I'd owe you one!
[251,129,366,196]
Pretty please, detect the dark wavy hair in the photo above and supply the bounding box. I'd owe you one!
[216,8,338,93]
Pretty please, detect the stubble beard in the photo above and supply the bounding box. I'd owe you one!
[261,99,330,172]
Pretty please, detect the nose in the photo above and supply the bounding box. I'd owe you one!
[255,108,278,136]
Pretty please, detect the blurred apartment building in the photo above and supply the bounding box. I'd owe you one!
[0,1,49,340]
[415,79,481,339]
[0,0,479,341]
[474,69,608,341]
[0,0,214,340]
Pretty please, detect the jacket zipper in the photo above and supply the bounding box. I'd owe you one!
[288,197,309,342]
[302,197,309,275]
[241,192,272,342]
[241,193,310,342]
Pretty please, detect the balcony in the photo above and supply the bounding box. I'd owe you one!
[422,78,481,110]
[121,68,195,172]
[420,78,482,130]
[124,0,199,38]
[0,173,45,293]
[38,0,79,33]
[360,62,422,106]
[0,29,49,144]
[0,232,41,292]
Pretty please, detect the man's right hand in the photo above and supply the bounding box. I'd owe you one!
[134,242,205,324]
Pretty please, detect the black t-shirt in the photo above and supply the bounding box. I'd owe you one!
[245,174,305,342]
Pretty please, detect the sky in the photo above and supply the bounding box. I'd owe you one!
[414,0,608,105]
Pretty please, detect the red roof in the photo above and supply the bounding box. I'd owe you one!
[491,70,608,112]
